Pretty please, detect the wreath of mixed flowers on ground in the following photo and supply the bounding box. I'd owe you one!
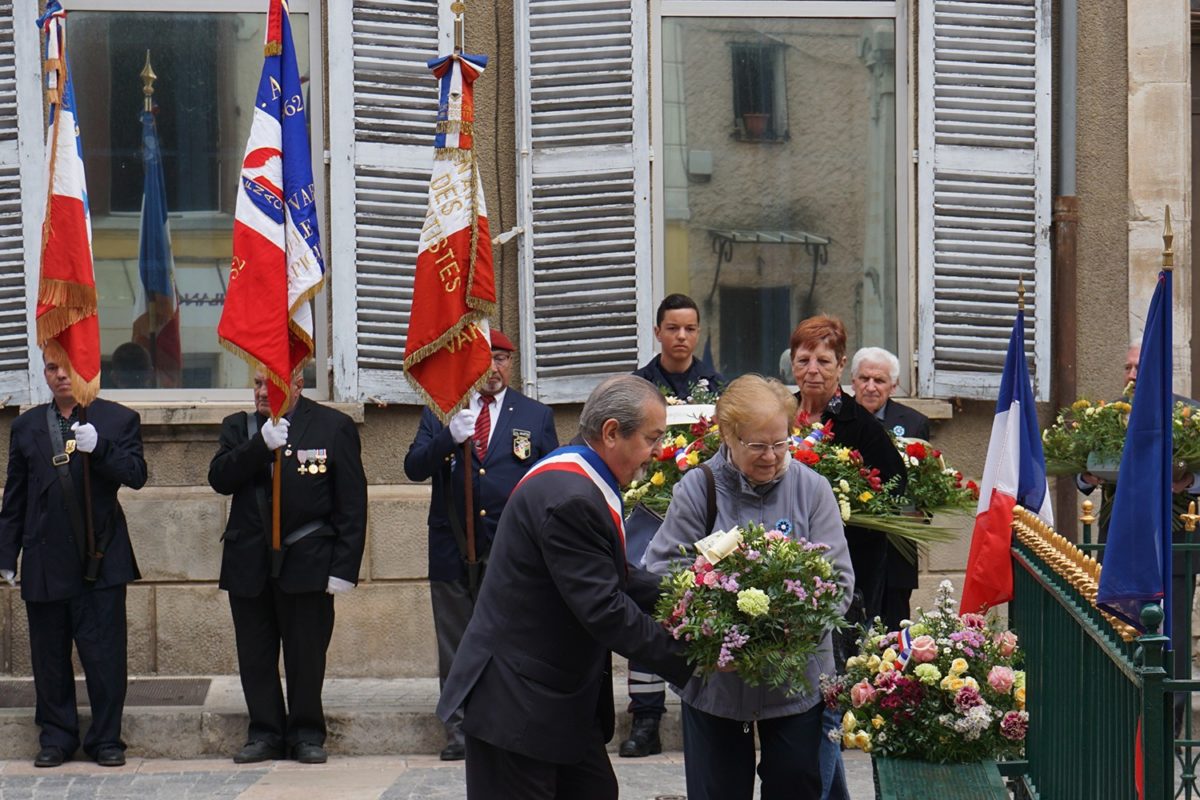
[821,580,1027,763]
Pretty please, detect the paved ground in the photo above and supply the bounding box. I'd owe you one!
[0,751,877,799]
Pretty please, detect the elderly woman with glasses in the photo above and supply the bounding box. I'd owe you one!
[643,374,853,800]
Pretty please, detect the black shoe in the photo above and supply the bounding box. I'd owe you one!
[292,742,327,764]
[439,740,466,761]
[95,745,126,767]
[618,716,662,758]
[233,740,284,764]
[34,746,67,768]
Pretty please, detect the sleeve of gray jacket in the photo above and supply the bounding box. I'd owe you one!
[643,467,710,575]
[805,471,855,617]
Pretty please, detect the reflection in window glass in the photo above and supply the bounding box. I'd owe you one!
[661,18,897,383]
[69,12,311,390]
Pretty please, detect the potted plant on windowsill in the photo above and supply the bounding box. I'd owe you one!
[741,111,770,139]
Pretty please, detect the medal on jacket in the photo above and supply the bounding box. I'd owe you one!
[512,429,531,460]
[65,439,76,455]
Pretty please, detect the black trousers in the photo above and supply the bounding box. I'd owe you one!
[431,577,476,743]
[26,585,127,757]
[883,586,913,633]
[228,582,334,749]
[681,700,824,800]
[464,732,617,800]
[846,527,888,623]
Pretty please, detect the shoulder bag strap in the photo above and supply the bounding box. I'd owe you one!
[699,463,717,536]
[46,405,87,565]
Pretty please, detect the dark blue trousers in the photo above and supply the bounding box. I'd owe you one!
[26,585,127,757]
[681,700,824,800]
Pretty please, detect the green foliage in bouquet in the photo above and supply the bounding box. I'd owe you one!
[896,440,978,517]
[1040,399,1132,475]
[623,416,722,516]
[655,521,846,694]
[822,581,1027,763]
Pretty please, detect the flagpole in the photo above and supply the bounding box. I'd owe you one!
[141,52,159,381]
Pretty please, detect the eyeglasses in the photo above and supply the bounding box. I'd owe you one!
[491,353,512,365]
[738,438,791,456]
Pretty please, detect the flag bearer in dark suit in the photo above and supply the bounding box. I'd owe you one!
[0,353,147,768]
[851,346,932,632]
[437,375,693,800]
[208,370,367,765]
[404,328,558,761]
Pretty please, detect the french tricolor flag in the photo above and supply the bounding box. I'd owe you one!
[960,310,1053,614]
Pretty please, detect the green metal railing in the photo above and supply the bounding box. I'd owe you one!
[1009,504,1197,799]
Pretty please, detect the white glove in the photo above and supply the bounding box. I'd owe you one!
[0,569,15,587]
[448,406,480,444]
[326,576,354,595]
[70,422,98,453]
[261,417,290,451]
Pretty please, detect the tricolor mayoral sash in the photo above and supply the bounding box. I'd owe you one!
[518,445,626,557]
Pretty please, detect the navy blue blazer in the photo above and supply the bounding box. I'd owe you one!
[0,398,146,602]
[404,387,558,582]
[878,399,931,441]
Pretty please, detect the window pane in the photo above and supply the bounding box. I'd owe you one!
[661,18,897,382]
[69,11,311,390]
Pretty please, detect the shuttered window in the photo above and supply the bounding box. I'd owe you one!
[916,0,1051,401]
[514,0,653,404]
[0,0,39,403]
[329,0,450,403]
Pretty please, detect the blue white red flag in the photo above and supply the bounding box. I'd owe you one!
[894,626,914,670]
[960,310,1053,613]
[36,0,100,405]
[133,103,182,387]
[218,0,323,418]
[402,52,496,421]
[1096,271,1173,632]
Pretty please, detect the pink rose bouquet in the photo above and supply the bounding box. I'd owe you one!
[820,580,1026,763]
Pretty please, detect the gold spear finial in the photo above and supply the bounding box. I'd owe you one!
[451,1,466,51]
[1017,276,1026,312]
[1163,205,1174,272]
[141,50,156,114]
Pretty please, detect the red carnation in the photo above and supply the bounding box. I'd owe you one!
[905,442,927,460]
[966,480,980,499]
[796,449,820,466]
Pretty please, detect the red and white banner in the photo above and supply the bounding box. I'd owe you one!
[36,0,100,405]
[402,52,496,422]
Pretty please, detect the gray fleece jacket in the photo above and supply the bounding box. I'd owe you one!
[643,446,853,721]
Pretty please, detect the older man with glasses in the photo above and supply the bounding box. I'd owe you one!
[404,329,558,761]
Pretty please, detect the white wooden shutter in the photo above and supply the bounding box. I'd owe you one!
[0,0,39,404]
[514,0,654,403]
[916,0,1051,401]
[329,0,451,403]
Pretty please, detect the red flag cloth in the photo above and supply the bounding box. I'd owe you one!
[36,2,100,405]
[218,0,324,418]
[403,52,495,422]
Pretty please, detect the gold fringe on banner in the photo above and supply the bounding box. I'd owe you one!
[435,120,475,136]
[433,147,472,162]
[264,42,282,57]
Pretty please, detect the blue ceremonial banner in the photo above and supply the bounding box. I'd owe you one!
[134,102,181,386]
[1097,270,1173,633]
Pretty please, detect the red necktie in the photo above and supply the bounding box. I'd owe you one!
[475,395,494,461]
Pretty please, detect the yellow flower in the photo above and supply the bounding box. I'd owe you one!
[842,733,857,749]
[877,660,895,674]
[882,648,898,663]
[963,676,979,691]
[838,479,851,493]
[836,447,851,462]
[736,588,770,617]
[674,434,687,448]
[686,451,700,466]
[859,491,874,503]
[1072,399,1091,411]
[853,731,872,752]
[650,471,665,487]
[949,658,969,676]
[866,655,882,672]
[1015,686,1026,709]
[940,676,966,692]
[871,716,884,730]
[842,711,858,734]
[845,655,864,670]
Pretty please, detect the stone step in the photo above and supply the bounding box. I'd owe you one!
[0,676,684,760]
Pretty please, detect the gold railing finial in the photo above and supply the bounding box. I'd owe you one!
[140,50,156,114]
[1163,205,1175,271]
[1080,499,1096,526]
[1182,501,1200,533]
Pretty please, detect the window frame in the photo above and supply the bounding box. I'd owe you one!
[649,0,911,391]
[22,0,329,404]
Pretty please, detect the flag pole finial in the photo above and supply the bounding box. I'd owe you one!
[452,0,466,52]
[140,50,156,114]
[1017,276,1025,312]
[1163,205,1175,272]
